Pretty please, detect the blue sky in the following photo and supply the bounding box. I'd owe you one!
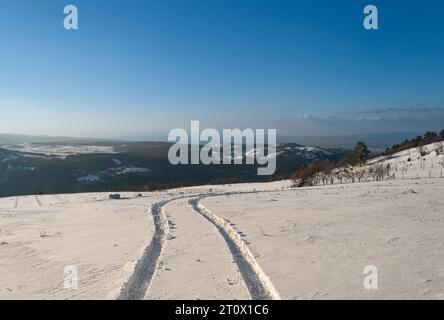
[0,0,443,139]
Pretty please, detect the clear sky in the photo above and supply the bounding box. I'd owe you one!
[0,0,443,139]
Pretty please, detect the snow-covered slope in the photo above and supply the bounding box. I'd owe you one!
[0,193,157,299]
[310,141,444,185]
[366,141,444,180]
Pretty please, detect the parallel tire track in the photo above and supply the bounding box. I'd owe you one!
[117,200,171,300]
[189,198,281,300]
[118,189,282,300]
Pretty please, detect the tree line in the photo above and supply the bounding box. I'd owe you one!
[383,130,444,156]
[292,129,444,187]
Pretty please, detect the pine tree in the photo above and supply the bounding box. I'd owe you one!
[353,141,370,165]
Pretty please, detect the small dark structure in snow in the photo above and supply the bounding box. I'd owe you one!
[109,194,121,200]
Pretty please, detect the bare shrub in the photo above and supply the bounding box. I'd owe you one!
[292,160,332,187]
[336,170,346,184]
[356,168,366,182]
[344,168,356,183]
[436,144,444,156]
[39,228,47,238]
[420,158,426,170]
[369,165,385,181]
[385,163,391,179]
[401,162,408,179]
[417,146,426,157]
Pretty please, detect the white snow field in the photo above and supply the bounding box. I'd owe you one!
[2,144,116,158]
[0,142,443,300]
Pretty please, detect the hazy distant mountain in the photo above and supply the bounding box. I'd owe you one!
[0,133,116,146]
[2,131,424,152]
[0,136,348,197]
[278,132,423,151]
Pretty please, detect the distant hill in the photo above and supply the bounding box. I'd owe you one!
[0,135,348,197]
[0,133,118,146]
[278,132,423,151]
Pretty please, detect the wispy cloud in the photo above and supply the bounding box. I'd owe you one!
[261,112,444,136]
[348,107,443,115]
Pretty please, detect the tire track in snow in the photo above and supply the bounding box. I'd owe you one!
[35,195,42,206]
[117,194,208,300]
[189,198,281,300]
[54,194,67,205]
[117,188,284,300]
[13,197,19,209]
[117,199,171,300]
